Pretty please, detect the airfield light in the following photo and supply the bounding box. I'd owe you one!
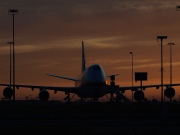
[8,9,19,101]
[8,9,19,15]
[157,36,168,103]
[129,52,134,102]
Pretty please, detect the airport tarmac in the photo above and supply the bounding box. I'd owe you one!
[0,100,180,135]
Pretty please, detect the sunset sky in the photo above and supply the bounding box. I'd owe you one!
[1,0,180,101]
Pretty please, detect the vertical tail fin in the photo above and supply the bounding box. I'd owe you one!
[82,41,86,73]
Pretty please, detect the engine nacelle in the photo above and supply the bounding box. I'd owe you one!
[164,87,175,98]
[134,90,144,102]
[3,87,13,99]
[39,91,49,101]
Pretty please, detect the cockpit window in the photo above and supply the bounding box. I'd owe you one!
[93,66,100,70]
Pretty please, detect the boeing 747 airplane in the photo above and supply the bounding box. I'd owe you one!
[0,41,180,103]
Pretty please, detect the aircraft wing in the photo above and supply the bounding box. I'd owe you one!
[0,84,80,94]
[1,83,180,92]
[117,83,180,91]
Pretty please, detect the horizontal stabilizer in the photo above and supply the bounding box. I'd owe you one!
[107,74,119,78]
[46,74,79,81]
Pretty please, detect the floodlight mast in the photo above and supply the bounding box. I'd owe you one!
[157,36,167,103]
[8,9,19,101]
[167,43,175,102]
[167,43,175,85]
[7,42,14,86]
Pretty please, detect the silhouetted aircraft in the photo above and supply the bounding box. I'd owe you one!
[0,41,179,103]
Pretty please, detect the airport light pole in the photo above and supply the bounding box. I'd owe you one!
[167,43,175,102]
[157,36,168,103]
[130,52,134,102]
[167,43,175,85]
[7,42,13,86]
[8,9,19,101]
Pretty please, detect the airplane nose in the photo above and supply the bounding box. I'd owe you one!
[86,70,106,83]
[92,73,105,82]
[84,64,107,84]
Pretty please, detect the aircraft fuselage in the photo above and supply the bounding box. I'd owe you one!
[75,64,108,98]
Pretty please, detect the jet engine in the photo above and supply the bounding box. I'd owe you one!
[134,90,144,102]
[39,91,49,101]
[3,87,13,99]
[164,87,175,98]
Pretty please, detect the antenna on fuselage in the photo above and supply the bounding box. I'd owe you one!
[82,41,86,73]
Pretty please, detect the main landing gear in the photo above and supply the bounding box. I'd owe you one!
[64,92,75,103]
